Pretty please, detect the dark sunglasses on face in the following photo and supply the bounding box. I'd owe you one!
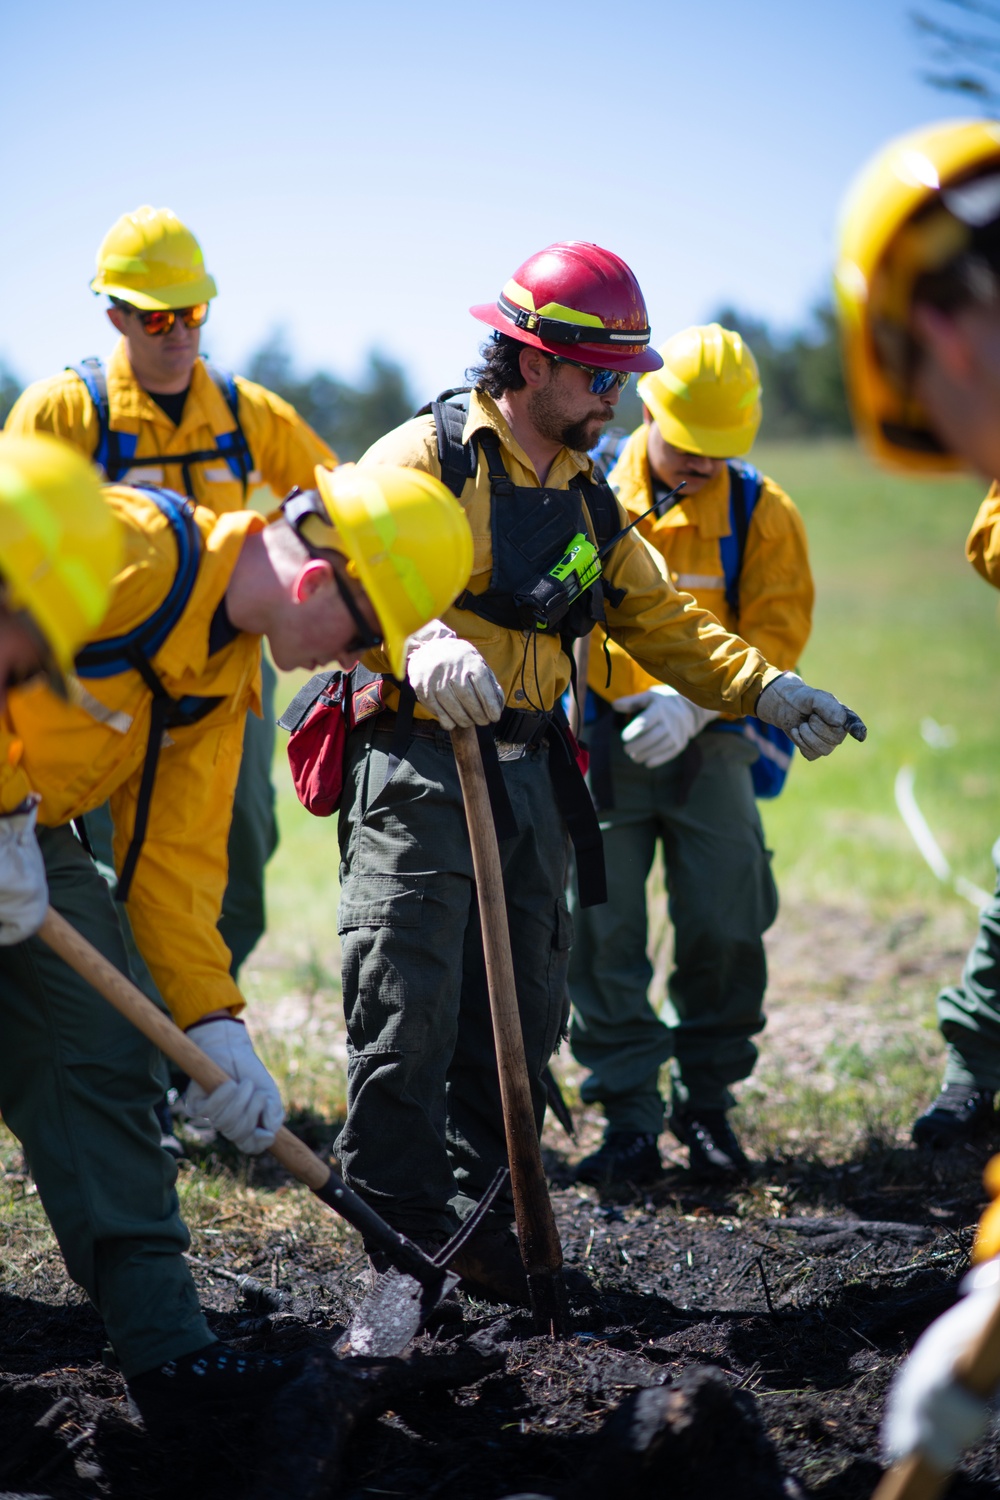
[549,355,631,396]
[332,566,383,654]
[131,303,210,337]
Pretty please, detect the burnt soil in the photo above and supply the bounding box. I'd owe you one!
[2,1135,1000,1500]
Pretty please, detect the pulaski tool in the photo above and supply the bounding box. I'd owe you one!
[37,906,507,1356]
[451,725,571,1336]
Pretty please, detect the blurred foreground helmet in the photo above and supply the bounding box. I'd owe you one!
[90,205,218,310]
[471,242,663,374]
[288,464,474,676]
[637,323,762,457]
[835,119,1000,470]
[0,435,124,694]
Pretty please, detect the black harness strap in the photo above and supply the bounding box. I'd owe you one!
[547,710,607,907]
[116,650,174,904]
[474,726,520,844]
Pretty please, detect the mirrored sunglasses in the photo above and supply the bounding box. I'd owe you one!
[133,304,210,337]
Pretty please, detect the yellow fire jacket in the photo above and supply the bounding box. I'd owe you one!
[595,425,814,702]
[968,483,1000,590]
[4,339,335,514]
[358,391,783,717]
[0,487,264,1029]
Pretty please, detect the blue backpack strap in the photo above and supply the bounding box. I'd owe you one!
[67,357,135,481]
[75,486,201,679]
[719,460,762,615]
[203,364,253,495]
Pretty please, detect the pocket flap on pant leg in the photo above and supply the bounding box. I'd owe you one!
[337,876,427,933]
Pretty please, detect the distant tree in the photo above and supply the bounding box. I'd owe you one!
[246,332,415,460]
[912,0,1000,107]
[0,361,22,427]
[708,302,852,440]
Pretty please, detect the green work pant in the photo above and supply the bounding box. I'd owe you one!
[219,654,279,977]
[336,724,573,1240]
[0,825,212,1379]
[568,730,778,1131]
[938,837,1000,1090]
[81,654,278,984]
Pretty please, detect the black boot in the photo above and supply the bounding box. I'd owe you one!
[574,1131,663,1188]
[126,1342,305,1435]
[912,1082,997,1149]
[669,1108,749,1180]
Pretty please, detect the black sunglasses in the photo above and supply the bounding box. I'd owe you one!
[332,565,383,654]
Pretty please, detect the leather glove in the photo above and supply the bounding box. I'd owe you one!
[0,795,48,946]
[882,1261,1000,1469]
[613,685,719,768]
[755,672,853,760]
[182,1017,285,1155]
[405,623,505,731]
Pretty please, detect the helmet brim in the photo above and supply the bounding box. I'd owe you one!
[90,272,218,310]
[470,304,664,373]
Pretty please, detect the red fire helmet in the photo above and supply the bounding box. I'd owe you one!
[470,242,663,373]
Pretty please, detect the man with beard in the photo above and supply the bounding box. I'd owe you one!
[337,241,862,1305]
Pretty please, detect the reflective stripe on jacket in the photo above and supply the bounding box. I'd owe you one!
[357,390,782,718]
[0,486,264,1028]
[593,424,814,703]
[4,339,336,514]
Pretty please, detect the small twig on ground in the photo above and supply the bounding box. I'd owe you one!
[755,1255,781,1322]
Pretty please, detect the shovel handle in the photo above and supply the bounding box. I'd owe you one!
[871,1288,1000,1500]
[450,727,566,1316]
[35,906,444,1288]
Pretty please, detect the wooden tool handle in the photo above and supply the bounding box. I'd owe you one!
[450,728,565,1291]
[871,1289,1000,1499]
[38,906,329,1191]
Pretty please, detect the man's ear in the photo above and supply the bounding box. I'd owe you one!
[292,558,333,602]
[519,345,552,390]
[642,405,653,426]
[107,306,129,336]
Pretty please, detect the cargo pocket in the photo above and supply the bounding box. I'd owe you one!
[338,876,448,1055]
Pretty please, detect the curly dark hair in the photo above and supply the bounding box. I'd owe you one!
[466,332,532,397]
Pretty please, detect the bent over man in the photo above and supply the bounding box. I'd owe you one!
[341,240,859,1306]
[5,204,336,973]
[0,435,470,1430]
[570,324,814,1185]
[836,115,1000,1481]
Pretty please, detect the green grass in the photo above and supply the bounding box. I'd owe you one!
[752,440,999,909]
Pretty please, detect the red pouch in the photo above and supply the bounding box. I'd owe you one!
[277,671,350,817]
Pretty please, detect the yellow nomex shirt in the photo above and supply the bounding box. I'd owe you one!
[0,487,264,1029]
[5,339,335,515]
[359,391,783,716]
[968,483,1000,591]
[593,425,814,704]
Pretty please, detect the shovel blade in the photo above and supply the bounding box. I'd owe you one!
[339,1268,461,1358]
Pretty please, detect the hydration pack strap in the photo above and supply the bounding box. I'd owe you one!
[116,649,172,904]
[548,708,607,907]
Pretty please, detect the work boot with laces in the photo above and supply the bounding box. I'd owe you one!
[669,1108,750,1180]
[126,1342,306,1435]
[912,1082,997,1149]
[574,1130,663,1188]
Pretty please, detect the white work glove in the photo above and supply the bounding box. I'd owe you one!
[405,621,505,731]
[613,685,719,769]
[882,1261,1000,1470]
[755,672,860,761]
[182,1017,285,1155]
[0,795,48,946]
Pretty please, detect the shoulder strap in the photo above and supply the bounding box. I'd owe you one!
[428,390,477,500]
[68,357,137,480]
[203,363,253,496]
[720,461,762,617]
[75,486,202,679]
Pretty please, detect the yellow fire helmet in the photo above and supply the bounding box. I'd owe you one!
[293,463,474,677]
[835,118,1000,472]
[90,205,218,310]
[636,323,762,458]
[0,434,124,695]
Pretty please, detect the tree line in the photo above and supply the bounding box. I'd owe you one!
[0,300,851,450]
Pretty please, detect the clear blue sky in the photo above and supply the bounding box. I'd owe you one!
[0,0,970,397]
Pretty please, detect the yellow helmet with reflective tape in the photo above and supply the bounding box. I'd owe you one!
[636,323,762,457]
[0,435,124,694]
[302,464,473,677]
[835,119,1000,471]
[90,205,217,310]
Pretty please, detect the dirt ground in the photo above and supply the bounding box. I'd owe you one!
[3,896,999,1500]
